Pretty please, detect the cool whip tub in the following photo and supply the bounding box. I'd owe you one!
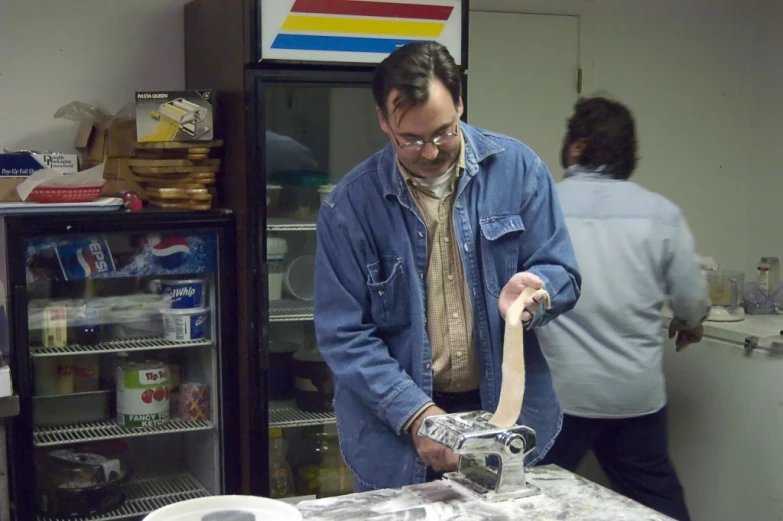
[160,279,207,309]
[160,307,209,342]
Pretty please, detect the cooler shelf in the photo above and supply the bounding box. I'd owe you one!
[30,336,212,357]
[36,473,210,521]
[269,300,314,322]
[269,406,335,429]
[267,218,317,232]
[34,418,213,447]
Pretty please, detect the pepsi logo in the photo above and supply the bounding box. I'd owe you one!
[150,236,190,270]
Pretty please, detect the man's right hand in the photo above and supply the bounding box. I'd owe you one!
[668,319,704,352]
[409,406,459,472]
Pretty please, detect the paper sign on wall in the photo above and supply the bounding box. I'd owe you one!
[260,0,463,65]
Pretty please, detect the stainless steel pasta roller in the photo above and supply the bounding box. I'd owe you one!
[417,410,539,502]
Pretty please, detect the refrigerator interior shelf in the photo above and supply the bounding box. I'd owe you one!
[36,472,209,521]
[269,300,314,322]
[269,407,335,429]
[267,218,317,232]
[30,337,213,357]
[34,418,214,447]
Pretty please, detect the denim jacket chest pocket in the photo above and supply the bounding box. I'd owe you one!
[366,255,412,330]
[479,215,526,297]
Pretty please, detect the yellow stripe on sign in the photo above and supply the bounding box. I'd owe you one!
[282,15,444,38]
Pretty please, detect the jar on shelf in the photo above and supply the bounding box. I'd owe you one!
[295,426,353,498]
[269,429,295,499]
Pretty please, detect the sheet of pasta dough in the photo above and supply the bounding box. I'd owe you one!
[489,287,551,428]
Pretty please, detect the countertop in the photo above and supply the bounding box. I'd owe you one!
[662,312,783,349]
[297,465,673,521]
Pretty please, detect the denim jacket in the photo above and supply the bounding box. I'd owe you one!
[313,122,581,491]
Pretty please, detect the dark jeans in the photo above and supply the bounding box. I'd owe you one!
[424,389,482,482]
[540,407,691,521]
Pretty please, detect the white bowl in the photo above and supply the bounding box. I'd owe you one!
[142,495,302,521]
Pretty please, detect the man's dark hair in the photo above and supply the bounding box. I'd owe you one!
[567,96,638,179]
[372,41,461,122]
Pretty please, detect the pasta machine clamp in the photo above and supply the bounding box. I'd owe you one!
[417,411,539,502]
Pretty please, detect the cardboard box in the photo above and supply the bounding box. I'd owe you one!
[102,157,144,197]
[0,153,78,201]
[135,90,213,142]
[76,118,137,169]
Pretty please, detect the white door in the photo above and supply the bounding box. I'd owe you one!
[468,12,580,180]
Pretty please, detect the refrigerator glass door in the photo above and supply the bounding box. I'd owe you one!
[23,229,223,520]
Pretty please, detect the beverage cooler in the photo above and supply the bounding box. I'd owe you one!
[2,210,240,520]
[184,0,468,501]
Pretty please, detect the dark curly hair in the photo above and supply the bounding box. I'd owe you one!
[566,96,638,179]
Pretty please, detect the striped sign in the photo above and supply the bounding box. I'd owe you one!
[260,0,463,64]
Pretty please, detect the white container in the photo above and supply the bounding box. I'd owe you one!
[142,495,303,521]
[284,255,315,301]
[160,307,209,341]
[267,237,288,301]
[757,256,780,294]
[317,184,336,205]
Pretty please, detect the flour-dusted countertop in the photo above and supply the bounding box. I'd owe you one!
[297,465,672,521]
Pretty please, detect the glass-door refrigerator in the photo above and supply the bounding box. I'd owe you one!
[3,209,240,521]
[183,0,468,501]
[254,68,468,502]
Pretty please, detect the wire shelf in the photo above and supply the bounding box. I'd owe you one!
[269,407,335,428]
[269,300,314,322]
[34,419,214,447]
[37,473,210,521]
[30,337,212,357]
[267,218,317,232]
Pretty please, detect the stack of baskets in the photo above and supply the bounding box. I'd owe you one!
[129,140,223,210]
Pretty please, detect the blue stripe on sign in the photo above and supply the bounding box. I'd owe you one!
[272,34,429,53]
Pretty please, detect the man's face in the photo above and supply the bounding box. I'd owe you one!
[377,78,463,179]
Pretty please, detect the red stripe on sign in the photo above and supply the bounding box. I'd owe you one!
[291,0,454,21]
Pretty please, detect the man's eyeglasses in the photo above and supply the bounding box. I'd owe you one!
[396,132,459,152]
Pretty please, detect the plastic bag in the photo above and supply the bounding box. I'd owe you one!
[53,101,112,128]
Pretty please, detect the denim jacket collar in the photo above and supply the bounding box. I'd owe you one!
[380,121,505,202]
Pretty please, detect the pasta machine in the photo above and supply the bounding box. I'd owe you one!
[152,98,209,138]
[417,411,539,502]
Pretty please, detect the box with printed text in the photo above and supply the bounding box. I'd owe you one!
[135,90,214,142]
[0,152,78,201]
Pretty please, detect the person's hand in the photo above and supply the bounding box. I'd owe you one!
[410,406,459,472]
[499,272,548,322]
[668,320,704,352]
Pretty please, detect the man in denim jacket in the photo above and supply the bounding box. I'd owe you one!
[313,42,581,492]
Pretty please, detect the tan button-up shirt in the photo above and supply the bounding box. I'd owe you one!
[399,134,480,402]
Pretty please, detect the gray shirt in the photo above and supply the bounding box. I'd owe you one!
[536,166,710,418]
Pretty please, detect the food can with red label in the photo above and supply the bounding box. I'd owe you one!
[116,361,170,428]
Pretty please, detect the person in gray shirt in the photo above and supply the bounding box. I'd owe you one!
[537,96,710,521]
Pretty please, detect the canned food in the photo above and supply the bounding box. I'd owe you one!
[116,361,170,428]
[160,307,209,341]
[160,279,207,309]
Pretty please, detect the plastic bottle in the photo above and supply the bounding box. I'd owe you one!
[269,429,295,498]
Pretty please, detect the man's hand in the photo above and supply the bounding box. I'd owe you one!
[499,272,548,322]
[409,406,459,472]
[668,320,704,352]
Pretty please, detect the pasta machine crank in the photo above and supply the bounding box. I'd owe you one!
[417,411,539,502]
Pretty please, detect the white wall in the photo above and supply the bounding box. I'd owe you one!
[0,0,188,154]
[471,0,769,278]
[747,1,783,268]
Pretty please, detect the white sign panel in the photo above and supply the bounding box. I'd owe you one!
[260,0,463,65]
